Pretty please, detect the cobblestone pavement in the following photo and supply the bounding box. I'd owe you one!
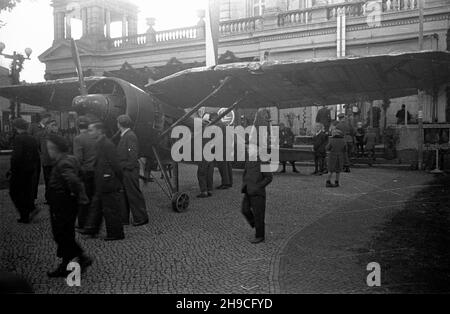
[0,163,436,293]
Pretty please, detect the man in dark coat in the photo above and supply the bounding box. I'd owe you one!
[9,118,40,224]
[82,123,125,241]
[396,104,412,125]
[279,123,298,173]
[315,105,332,131]
[241,144,273,244]
[312,123,328,175]
[40,119,59,202]
[336,113,354,172]
[73,117,97,229]
[28,113,50,204]
[45,134,92,277]
[116,115,149,226]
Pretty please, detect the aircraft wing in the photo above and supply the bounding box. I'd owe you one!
[0,76,104,110]
[146,51,450,109]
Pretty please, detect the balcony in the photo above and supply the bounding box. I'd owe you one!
[103,0,426,50]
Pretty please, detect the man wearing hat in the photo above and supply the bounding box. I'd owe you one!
[73,116,97,229]
[9,118,40,223]
[116,115,149,226]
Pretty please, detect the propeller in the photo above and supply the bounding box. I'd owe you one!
[70,38,88,96]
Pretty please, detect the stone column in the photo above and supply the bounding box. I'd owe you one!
[65,14,72,39]
[53,11,65,42]
[122,15,128,37]
[105,9,111,38]
[86,6,105,38]
[81,7,88,37]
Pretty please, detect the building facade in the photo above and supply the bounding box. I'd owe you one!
[38,0,450,139]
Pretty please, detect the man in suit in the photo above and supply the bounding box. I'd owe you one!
[9,118,40,224]
[241,144,273,244]
[315,105,332,132]
[279,123,298,173]
[211,113,233,190]
[116,115,149,226]
[28,113,50,204]
[73,117,97,229]
[81,123,125,241]
[45,134,92,277]
[336,113,354,172]
[40,119,59,202]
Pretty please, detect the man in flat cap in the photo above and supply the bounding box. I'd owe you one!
[9,118,40,223]
[116,115,149,226]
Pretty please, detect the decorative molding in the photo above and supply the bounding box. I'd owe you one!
[219,12,450,46]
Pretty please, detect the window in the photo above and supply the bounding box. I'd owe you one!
[287,0,313,11]
[249,0,265,16]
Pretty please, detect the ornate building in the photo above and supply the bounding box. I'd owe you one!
[39,0,450,137]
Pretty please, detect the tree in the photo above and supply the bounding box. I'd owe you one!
[1,0,21,27]
[1,0,20,11]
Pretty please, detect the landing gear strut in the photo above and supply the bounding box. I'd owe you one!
[152,146,190,212]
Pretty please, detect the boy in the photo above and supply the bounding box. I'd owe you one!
[241,144,273,244]
[46,134,92,277]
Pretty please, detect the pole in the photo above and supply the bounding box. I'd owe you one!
[417,89,424,170]
[418,0,424,50]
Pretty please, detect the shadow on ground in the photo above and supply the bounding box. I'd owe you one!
[364,174,450,293]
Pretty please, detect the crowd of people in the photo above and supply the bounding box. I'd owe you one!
[7,113,150,278]
[6,107,383,279]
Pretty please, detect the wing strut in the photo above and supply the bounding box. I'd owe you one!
[207,92,247,127]
[157,76,233,142]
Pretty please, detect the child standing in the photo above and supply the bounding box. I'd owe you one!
[326,128,347,188]
[241,144,273,244]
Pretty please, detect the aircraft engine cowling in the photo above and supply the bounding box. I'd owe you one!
[72,77,158,156]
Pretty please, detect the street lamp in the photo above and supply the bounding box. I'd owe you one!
[0,42,32,119]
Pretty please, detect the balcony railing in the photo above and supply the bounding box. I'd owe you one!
[278,8,313,26]
[105,1,424,49]
[326,1,366,20]
[383,0,418,12]
[219,16,264,34]
[108,25,202,49]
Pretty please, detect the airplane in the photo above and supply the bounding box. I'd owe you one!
[1,40,449,212]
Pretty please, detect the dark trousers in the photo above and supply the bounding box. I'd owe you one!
[42,165,53,202]
[217,161,233,186]
[77,171,95,229]
[314,154,326,172]
[122,168,148,224]
[31,160,40,201]
[197,161,214,193]
[281,161,297,171]
[85,192,125,238]
[9,171,35,220]
[48,192,83,262]
[241,193,266,239]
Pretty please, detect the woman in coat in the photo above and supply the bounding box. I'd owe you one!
[325,127,347,187]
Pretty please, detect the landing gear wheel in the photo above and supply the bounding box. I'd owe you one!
[171,192,190,212]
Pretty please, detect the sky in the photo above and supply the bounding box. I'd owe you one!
[0,0,207,82]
